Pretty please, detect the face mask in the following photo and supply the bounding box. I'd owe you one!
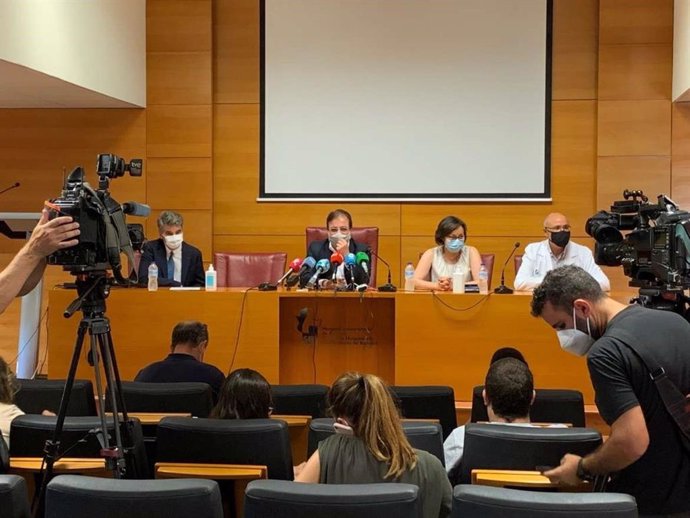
[329,232,350,249]
[557,307,595,356]
[550,230,570,248]
[445,238,464,253]
[164,233,183,250]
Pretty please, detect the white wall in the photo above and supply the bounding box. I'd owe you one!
[0,0,146,107]
[674,0,690,102]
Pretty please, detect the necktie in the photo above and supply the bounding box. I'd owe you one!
[167,252,174,280]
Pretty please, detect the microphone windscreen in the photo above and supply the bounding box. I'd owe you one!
[301,256,316,269]
[355,251,369,265]
[345,253,356,265]
[122,202,151,217]
[514,241,520,248]
[330,253,343,266]
[289,258,303,271]
[315,258,330,272]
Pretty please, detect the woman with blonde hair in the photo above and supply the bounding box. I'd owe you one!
[295,372,451,518]
[0,357,24,448]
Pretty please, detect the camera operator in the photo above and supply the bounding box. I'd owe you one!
[0,210,79,316]
[530,265,690,517]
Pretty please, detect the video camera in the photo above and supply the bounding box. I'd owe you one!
[586,190,690,313]
[46,154,148,284]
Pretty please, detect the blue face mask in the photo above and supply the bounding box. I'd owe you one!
[445,238,464,253]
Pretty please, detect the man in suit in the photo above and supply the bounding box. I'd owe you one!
[138,210,204,287]
[302,209,370,287]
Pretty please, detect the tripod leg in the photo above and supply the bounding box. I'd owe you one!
[32,319,87,517]
[105,329,129,422]
[96,330,127,478]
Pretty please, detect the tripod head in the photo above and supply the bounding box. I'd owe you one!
[63,270,112,319]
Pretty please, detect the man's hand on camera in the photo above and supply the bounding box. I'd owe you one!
[26,209,80,258]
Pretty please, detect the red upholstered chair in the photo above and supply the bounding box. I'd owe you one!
[305,227,379,286]
[514,254,523,275]
[213,252,287,288]
[480,253,495,289]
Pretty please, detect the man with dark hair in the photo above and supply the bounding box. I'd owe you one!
[134,321,224,396]
[138,210,205,287]
[531,265,690,516]
[443,358,560,473]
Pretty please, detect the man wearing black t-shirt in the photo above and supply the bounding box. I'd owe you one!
[135,321,225,397]
[531,265,690,517]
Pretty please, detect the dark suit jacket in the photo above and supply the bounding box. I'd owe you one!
[138,239,205,287]
[301,239,370,286]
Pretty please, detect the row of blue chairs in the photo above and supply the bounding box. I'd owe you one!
[0,474,638,518]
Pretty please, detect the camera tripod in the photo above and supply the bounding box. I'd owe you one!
[33,271,136,516]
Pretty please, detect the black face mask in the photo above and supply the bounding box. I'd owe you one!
[550,230,570,248]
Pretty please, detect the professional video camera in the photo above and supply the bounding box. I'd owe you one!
[586,189,690,314]
[46,154,148,284]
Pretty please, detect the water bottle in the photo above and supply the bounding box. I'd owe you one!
[205,264,217,291]
[478,263,489,294]
[147,263,158,292]
[452,264,465,294]
[404,262,415,292]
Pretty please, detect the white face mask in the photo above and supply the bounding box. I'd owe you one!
[164,233,183,250]
[329,232,350,249]
[556,307,595,357]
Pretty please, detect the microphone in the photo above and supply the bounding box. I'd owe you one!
[259,257,303,291]
[121,201,151,217]
[306,258,330,289]
[494,241,520,295]
[0,182,20,196]
[297,257,317,289]
[344,253,357,288]
[366,248,397,292]
[330,252,343,281]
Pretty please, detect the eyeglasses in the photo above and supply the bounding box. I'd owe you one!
[446,234,465,240]
[545,225,571,232]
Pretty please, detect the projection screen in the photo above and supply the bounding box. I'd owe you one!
[261,0,552,201]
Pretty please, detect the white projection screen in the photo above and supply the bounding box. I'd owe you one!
[261,0,552,202]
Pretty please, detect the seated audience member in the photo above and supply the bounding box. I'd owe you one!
[0,357,54,448]
[444,357,564,475]
[0,357,23,448]
[295,372,451,518]
[302,209,370,288]
[210,368,272,419]
[134,321,224,397]
[489,346,527,366]
[138,210,205,287]
[413,216,481,291]
[514,212,610,291]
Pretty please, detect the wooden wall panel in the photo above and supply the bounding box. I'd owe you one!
[597,156,671,209]
[145,209,213,261]
[551,0,598,100]
[147,52,213,105]
[146,158,213,210]
[213,0,260,104]
[146,105,213,157]
[147,0,212,52]
[671,103,690,208]
[599,0,673,45]
[598,100,671,156]
[598,45,672,100]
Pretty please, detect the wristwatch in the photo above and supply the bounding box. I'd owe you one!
[576,457,595,482]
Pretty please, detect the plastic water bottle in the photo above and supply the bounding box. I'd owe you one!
[452,264,465,294]
[147,263,158,292]
[205,264,217,291]
[404,262,415,292]
[478,263,489,294]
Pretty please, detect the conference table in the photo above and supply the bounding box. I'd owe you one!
[46,287,638,405]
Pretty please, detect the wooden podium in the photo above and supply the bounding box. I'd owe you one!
[46,288,608,403]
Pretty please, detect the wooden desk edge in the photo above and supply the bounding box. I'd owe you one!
[155,462,268,480]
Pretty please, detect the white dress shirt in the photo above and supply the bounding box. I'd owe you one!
[514,239,610,291]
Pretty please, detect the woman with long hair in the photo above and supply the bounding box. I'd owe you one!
[0,357,24,448]
[210,368,272,419]
[295,372,451,518]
